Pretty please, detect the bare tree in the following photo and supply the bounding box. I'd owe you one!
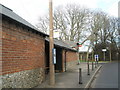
[53,6,68,40]
[64,4,89,41]
[36,16,49,33]
[108,17,119,60]
[36,4,90,42]
[36,4,119,61]
[89,11,119,61]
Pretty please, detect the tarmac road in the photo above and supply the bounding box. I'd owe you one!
[90,62,119,89]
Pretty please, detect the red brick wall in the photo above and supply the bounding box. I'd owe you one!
[1,20,45,75]
[66,51,77,62]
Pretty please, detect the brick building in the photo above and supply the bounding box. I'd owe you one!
[0,4,78,88]
[0,4,48,88]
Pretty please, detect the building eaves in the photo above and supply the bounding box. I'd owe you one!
[63,40,77,48]
[45,38,77,52]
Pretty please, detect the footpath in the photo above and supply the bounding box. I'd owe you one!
[34,62,102,88]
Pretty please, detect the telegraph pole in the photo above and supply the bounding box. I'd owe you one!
[49,0,55,86]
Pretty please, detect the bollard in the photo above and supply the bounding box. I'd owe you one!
[79,68,82,84]
[92,61,94,71]
[87,61,90,75]
[97,60,98,65]
[95,61,97,68]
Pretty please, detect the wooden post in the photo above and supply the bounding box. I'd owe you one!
[49,0,55,86]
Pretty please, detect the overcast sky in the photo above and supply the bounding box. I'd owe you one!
[1,0,119,26]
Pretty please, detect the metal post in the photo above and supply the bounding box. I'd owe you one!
[49,0,55,86]
[104,51,105,61]
[87,60,90,75]
[92,51,94,71]
[77,52,80,65]
[116,53,118,61]
[109,45,112,62]
[92,61,94,71]
[110,49,112,62]
[79,68,82,84]
[97,58,98,65]
[95,59,97,68]
[77,44,80,65]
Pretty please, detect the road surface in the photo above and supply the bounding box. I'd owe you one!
[90,62,119,89]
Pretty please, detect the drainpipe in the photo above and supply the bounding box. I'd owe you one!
[65,50,67,72]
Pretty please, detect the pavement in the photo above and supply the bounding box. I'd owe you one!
[90,62,119,88]
[34,62,102,88]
